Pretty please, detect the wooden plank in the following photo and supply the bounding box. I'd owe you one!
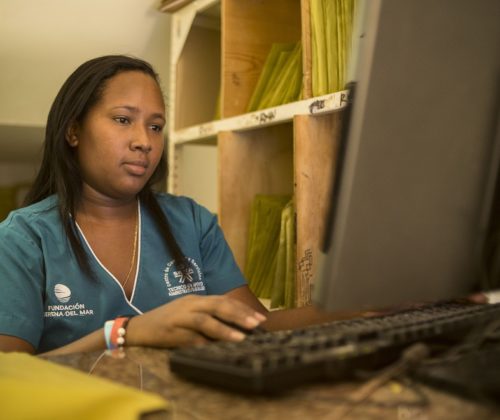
[294,111,344,306]
[301,0,313,99]
[170,90,349,143]
[159,0,194,13]
[221,0,302,118]
[218,124,294,271]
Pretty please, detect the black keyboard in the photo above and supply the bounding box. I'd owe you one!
[168,302,500,393]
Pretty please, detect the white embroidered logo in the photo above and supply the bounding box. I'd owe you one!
[164,257,205,297]
[54,284,71,303]
[45,284,95,318]
[174,267,194,284]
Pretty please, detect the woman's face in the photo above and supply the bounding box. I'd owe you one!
[71,70,166,202]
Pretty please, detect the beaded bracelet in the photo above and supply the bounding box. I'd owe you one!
[104,317,130,350]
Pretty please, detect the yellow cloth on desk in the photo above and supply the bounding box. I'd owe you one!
[0,352,169,420]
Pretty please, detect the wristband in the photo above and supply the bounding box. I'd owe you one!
[109,317,130,350]
[103,320,115,350]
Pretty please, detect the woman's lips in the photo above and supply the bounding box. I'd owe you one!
[123,160,148,176]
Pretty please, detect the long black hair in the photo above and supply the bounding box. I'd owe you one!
[24,55,186,275]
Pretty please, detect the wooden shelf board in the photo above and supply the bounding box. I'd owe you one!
[170,90,349,144]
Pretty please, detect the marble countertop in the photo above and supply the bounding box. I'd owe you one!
[44,347,500,420]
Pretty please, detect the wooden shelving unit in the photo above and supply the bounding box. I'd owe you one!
[164,0,348,306]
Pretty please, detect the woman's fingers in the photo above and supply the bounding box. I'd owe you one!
[175,295,266,341]
[175,295,265,328]
[177,312,246,342]
[128,294,267,348]
[198,295,266,327]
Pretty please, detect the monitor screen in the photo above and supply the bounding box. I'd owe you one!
[313,0,500,312]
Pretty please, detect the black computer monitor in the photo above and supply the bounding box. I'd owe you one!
[313,0,500,312]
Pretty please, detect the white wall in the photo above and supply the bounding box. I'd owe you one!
[0,162,39,186]
[0,161,39,210]
[0,0,172,170]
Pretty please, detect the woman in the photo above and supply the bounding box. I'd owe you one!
[0,55,347,356]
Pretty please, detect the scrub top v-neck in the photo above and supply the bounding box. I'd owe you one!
[75,200,142,304]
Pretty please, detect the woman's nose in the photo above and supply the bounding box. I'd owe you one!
[131,141,152,153]
[130,127,152,153]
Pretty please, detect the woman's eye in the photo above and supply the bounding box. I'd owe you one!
[114,116,130,124]
[150,124,163,133]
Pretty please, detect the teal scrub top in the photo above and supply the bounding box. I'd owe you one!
[0,193,247,352]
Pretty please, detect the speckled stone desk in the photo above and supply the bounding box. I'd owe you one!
[44,347,500,420]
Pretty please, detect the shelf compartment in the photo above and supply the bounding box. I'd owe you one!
[221,0,302,118]
[172,137,218,213]
[218,123,294,273]
[218,111,344,306]
[169,0,221,131]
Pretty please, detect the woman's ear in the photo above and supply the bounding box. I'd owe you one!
[65,123,79,147]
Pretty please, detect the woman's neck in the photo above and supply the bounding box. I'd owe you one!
[77,192,139,223]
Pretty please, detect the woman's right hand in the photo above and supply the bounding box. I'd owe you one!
[125,294,267,348]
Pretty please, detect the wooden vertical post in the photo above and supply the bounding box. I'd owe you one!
[301,0,313,99]
[294,111,343,306]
